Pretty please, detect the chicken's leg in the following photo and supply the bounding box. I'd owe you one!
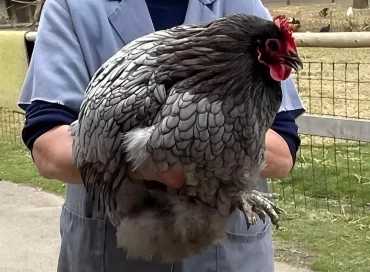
[237,190,285,229]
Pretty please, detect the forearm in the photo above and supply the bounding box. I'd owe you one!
[32,125,184,187]
[260,129,293,179]
[32,125,83,184]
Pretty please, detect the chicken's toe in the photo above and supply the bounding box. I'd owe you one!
[251,205,267,224]
[238,198,258,229]
[239,190,284,229]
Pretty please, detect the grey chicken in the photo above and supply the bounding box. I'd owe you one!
[70,14,303,262]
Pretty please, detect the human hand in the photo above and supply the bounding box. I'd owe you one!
[128,161,186,189]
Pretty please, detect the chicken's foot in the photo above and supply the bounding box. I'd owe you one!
[237,190,285,229]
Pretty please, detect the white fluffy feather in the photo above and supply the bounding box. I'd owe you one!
[122,126,155,171]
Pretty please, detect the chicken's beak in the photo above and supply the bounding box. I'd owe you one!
[284,51,303,72]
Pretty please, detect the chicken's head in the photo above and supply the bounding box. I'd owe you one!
[256,17,302,82]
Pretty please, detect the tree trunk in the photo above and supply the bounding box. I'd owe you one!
[353,0,369,9]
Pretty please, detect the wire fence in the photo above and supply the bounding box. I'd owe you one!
[0,108,23,144]
[270,61,370,215]
[1,60,370,216]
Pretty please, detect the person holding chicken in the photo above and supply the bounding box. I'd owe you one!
[18,0,305,271]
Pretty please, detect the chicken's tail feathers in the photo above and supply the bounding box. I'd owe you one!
[122,126,155,171]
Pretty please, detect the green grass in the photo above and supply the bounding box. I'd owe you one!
[0,108,65,194]
[0,109,64,193]
[0,141,65,195]
[273,208,370,272]
[271,136,370,215]
[269,136,370,271]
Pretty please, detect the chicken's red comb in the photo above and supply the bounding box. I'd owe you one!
[273,17,297,52]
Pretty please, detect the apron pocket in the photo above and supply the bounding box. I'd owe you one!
[57,204,106,272]
[216,211,274,272]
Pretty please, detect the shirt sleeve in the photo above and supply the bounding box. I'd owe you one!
[270,111,301,165]
[22,100,78,151]
[18,0,90,151]
[18,0,89,113]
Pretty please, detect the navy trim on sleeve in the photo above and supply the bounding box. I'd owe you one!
[22,100,79,151]
[270,111,301,165]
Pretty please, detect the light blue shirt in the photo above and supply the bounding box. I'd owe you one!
[18,0,305,271]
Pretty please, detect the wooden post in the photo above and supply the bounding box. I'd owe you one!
[25,31,37,42]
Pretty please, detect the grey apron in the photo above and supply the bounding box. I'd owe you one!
[58,180,273,272]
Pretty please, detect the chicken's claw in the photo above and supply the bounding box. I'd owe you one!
[237,190,285,229]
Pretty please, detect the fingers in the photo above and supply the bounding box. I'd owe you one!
[155,162,186,188]
[156,170,186,189]
[129,160,186,189]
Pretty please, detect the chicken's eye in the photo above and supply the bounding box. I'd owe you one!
[266,39,281,52]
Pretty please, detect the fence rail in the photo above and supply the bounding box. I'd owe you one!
[297,115,370,141]
[24,31,370,46]
[294,32,370,48]
[1,31,370,215]
[262,0,350,5]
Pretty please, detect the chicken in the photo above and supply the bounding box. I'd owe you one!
[320,24,331,32]
[290,19,301,32]
[319,7,329,18]
[346,7,353,18]
[273,15,301,32]
[70,14,303,262]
